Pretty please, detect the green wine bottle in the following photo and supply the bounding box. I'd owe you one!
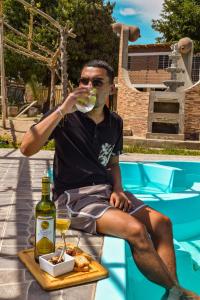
[34,176,56,262]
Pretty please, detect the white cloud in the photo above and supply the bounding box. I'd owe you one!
[114,0,164,21]
[119,7,138,16]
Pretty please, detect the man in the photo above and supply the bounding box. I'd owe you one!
[20,60,199,299]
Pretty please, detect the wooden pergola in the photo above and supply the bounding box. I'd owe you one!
[0,0,76,128]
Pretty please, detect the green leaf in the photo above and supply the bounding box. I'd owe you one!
[152,0,200,52]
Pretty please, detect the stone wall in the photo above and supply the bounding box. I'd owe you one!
[184,83,200,139]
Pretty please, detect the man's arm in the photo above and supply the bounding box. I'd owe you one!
[107,156,132,211]
[20,87,90,157]
[107,155,123,192]
[20,108,64,156]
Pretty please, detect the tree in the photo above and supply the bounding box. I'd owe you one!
[152,0,200,52]
[56,0,119,83]
[4,0,58,83]
[3,0,118,85]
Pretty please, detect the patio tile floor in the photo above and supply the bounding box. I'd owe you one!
[0,149,103,300]
[1,148,200,299]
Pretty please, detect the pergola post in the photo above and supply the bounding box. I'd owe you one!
[60,27,68,101]
[0,0,76,117]
[27,0,34,51]
[0,0,7,128]
[49,67,55,109]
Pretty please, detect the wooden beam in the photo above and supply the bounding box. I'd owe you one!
[0,0,7,128]
[5,43,49,64]
[4,22,54,56]
[49,67,55,109]
[15,0,76,38]
[27,0,34,50]
[55,67,61,80]
[16,0,61,30]
[67,27,76,39]
[2,0,76,113]
[60,28,68,101]
[15,100,37,118]
[5,37,51,63]
[50,47,60,67]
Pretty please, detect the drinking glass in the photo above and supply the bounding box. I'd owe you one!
[56,209,71,259]
[76,88,96,113]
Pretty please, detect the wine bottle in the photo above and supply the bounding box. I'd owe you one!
[34,176,56,262]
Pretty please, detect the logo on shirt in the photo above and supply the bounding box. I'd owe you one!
[98,143,114,166]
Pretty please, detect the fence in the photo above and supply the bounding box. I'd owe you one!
[29,85,62,106]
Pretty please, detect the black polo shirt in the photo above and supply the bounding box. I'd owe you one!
[45,105,123,199]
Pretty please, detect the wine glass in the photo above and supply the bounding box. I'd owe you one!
[56,209,71,261]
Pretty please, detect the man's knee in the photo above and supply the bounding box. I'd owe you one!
[125,221,150,249]
[154,214,173,236]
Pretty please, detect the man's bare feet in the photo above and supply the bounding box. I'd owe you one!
[161,286,200,300]
[180,287,200,300]
[181,296,200,300]
[161,287,182,300]
[180,288,200,300]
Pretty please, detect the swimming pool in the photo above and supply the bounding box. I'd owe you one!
[96,161,200,300]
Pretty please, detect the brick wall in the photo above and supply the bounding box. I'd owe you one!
[128,70,170,84]
[184,83,200,138]
[117,69,149,138]
[128,55,170,84]
[116,27,150,138]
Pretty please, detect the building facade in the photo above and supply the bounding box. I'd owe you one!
[115,29,200,141]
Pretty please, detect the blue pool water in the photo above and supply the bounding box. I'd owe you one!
[96,161,200,300]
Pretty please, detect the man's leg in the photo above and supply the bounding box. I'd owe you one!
[133,206,177,282]
[96,208,175,289]
[96,207,200,299]
[133,206,200,299]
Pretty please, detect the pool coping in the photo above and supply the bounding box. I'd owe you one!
[95,236,127,300]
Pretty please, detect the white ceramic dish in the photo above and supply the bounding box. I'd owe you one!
[39,250,75,277]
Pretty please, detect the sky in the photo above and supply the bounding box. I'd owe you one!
[111,0,164,45]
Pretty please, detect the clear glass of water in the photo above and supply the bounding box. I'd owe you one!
[76,88,96,113]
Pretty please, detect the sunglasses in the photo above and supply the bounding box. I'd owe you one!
[78,77,104,87]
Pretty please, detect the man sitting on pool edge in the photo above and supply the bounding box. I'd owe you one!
[20,60,199,300]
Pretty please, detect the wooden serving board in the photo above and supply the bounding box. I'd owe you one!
[18,247,108,291]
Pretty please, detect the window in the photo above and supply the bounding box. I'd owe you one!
[158,55,169,69]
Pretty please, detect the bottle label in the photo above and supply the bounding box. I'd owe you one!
[36,216,54,243]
